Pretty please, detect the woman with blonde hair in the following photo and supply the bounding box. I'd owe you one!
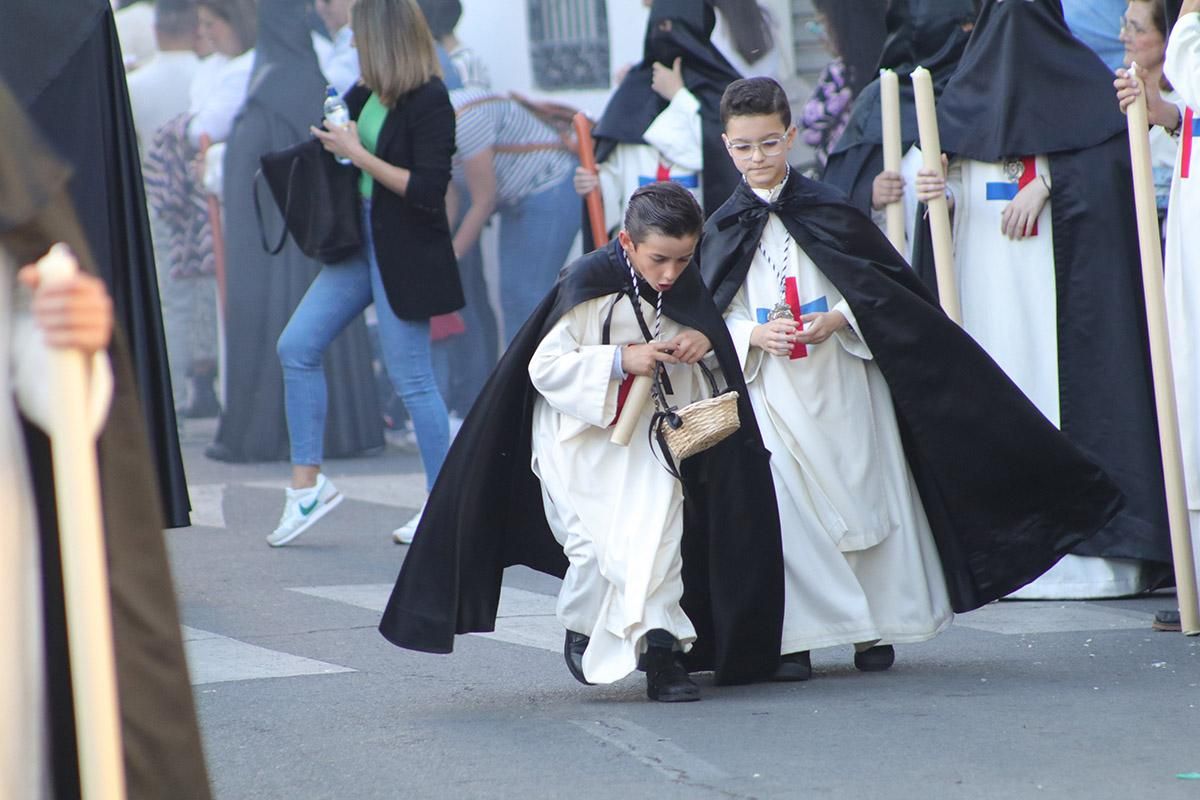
[270,0,462,547]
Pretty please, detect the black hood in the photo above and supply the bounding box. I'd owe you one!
[935,0,1126,162]
[0,0,108,107]
[245,0,326,127]
[592,0,737,146]
[878,0,979,73]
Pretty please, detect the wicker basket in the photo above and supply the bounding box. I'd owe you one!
[657,390,742,462]
[652,362,742,464]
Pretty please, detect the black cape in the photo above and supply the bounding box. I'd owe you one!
[1,78,211,800]
[0,0,190,526]
[210,0,383,462]
[821,0,976,212]
[701,174,1124,611]
[589,0,742,224]
[912,0,1171,571]
[380,240,785,685]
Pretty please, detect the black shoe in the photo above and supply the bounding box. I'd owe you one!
[564,630,593,685]
[772,651,812,682]
[1153,610,1182,632]
[183,376,221,418]
[204,442,238,462]
[854,644,895,672]
[643,631,700,702]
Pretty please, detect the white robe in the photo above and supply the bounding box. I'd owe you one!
[0,252,112,800]
[723,184,952,654]
[945,156,1152,598]
[595,88,704,235]
[1165,13,1200,571]
[529,293,708,684]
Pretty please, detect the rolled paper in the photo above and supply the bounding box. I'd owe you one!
[610,373,653,446]
[911,66,961,324]
[36,244,129,798]
[1125,63,1200,635]
[880,69,908,254]
[574,112,609,247]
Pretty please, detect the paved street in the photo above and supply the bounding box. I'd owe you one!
[172,419,1200,800]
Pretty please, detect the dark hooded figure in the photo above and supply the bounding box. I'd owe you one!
[0,77,211,799]
[911,0,1171,598]
[207,0,384,463]
[581,0,742,245]
[822,0,978,231]
[0,0,191,527]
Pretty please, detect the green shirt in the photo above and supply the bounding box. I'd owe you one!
[357,93,388,198]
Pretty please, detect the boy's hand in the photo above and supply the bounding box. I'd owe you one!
[914,154,950,204]
[1001,178,1049,240]
[664,329,710,364]
[750,318,800,357]
[621,341,680,377]
[18,264,114,355]
[795,311,848,346]
[574,166,599,196]
[651,57,685,101]
[872,170,905,210]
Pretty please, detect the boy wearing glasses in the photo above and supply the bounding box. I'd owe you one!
[701,77,1124,680]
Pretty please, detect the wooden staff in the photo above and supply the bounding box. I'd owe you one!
[36,245,128,798]
[880,69,908,254]
[1125,64,1200,635]
[573,112,609,249]
[199,134,227,314]
[911,67,961,324]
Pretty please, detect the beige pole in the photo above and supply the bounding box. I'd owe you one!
[1125,65,1200,634]
[911,67,961,324]
[880,69,908,254]
[36,245,128,798]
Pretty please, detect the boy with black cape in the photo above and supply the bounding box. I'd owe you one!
[379,183,784,698]
[576,0,743,243]
[700,77,1123,677]
[821,0,978,257]
[0,78,210,799]
[911,0,1171,599]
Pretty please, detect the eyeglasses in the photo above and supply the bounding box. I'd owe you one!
[725,136,788,160]
[1119,15,1149,36]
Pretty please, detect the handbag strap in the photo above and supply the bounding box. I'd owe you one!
[253,159,299,256]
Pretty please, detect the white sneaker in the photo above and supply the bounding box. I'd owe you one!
[267,474,344,547]
[391,504,425,545]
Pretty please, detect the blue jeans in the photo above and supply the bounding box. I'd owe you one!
[278,202,449,491]
[498,167,579,344]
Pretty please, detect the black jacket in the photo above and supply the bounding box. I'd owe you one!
[346,80,464,320]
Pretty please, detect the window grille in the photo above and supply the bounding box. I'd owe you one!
[527,0,610,90]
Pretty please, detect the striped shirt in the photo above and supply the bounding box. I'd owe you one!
[450,87,575,207]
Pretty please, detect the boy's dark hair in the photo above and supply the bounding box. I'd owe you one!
[720,77,792,128]
[624,182,704,244]
[416,0,462,39]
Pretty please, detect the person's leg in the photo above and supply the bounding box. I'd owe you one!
[277,255,374,483]
[367,254,450,494]
[498,169,580,345]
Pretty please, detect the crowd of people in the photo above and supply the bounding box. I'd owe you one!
[116,0,1200,678]
[6,0,1200,791]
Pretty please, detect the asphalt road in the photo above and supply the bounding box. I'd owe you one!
[171,418,1200,800]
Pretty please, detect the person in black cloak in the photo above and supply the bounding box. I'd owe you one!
[911,0,1172,599]
[207,0,384,464]
[576,0,743,245]
[0,77,211,799]
[0,0,191,528]
[822,0,978,252]
[699,77,1124,676]
[378,183,785,696]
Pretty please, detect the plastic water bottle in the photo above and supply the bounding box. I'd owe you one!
[323,86,352,165]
